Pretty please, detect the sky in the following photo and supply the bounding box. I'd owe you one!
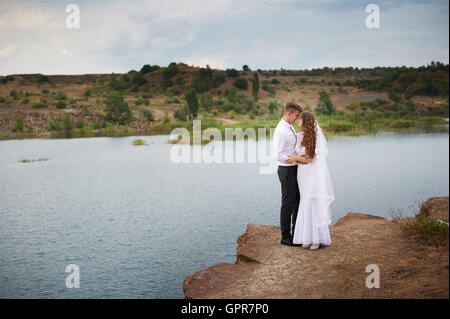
[0,0,449,75]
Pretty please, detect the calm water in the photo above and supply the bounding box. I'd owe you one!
[0,129,448,298]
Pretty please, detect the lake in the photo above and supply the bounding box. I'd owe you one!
[0,128,448,298]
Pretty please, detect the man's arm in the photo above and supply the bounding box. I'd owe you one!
[273,129,289,163]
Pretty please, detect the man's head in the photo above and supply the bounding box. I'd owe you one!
[283,102,303,124]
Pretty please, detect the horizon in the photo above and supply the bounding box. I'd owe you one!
[2,60,449,77]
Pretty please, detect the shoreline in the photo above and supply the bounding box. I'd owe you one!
[1,120,448,142]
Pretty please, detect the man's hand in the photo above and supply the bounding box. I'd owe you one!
[285,155,298,164]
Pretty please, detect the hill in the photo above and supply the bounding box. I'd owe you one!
[0,62,448,139]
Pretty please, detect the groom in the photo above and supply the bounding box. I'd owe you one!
[273,102,303,246]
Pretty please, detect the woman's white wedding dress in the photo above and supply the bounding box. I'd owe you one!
[292,122,334,246]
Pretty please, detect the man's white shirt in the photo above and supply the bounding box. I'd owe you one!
[273,118,299,167]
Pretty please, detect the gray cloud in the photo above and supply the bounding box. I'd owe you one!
[0,0,448,75]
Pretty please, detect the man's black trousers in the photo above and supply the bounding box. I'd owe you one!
[277,165,300,240]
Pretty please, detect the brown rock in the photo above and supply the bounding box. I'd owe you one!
[419,197,449,222]
[183,198,449,299]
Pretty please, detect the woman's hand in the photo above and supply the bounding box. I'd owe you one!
[297,156,313,164]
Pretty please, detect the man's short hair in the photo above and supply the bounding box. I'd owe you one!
[284,102,303,114]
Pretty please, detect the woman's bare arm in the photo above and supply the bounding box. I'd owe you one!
[285,155,313,164]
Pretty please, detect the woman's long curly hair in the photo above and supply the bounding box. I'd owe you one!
[300,112,317,158]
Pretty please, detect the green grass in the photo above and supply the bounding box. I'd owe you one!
[19,158,49,163]
[133,138,147,145]
[401,217,449,245]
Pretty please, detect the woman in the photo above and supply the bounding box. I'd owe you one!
[285,112,335,250]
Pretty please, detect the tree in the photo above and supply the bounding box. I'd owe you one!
[315,89,335,115]
[163,62,179,80]
[199,92,213,112]
[268,101,278,114]
[63,114,73,133]
[14,117,24,132]
[192,66,213,93]
[140,64,160,74]
[184,87,199,119]
[243,65,250,72]
[104,91,133,125]
[252,73,259,100]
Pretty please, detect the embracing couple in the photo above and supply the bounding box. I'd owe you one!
[273,102,335,250]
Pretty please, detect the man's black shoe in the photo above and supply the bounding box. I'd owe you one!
[280,237,293,246]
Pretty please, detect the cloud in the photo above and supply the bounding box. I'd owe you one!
[0,44,16,60]
[183,56,231,69]
[61,49,73,57]
[0,0,448,75]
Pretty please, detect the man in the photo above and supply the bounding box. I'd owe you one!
[273,102,303,246]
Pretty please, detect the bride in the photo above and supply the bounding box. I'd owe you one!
[285,112,335,250]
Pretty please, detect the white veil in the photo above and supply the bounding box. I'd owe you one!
[297,121,335,226]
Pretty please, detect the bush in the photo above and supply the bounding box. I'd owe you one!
[76,118,84,129]
[262,84,276,96]
[162,111,170,124]
[46,117,62,131]
[56,101,67,109]
[35,74,49,84]
[401,217,449,244]
[271,78,280,85]
[164,97,180,104]
[132,73,147,88]
[234,77,248,90]
[226,68,239,77]
[345,104,359,111]
[31,102,46,109]
[41,88,49,94]
[109,77,129,91]
[141,109,155,121]
[174,106,188,122]
[84,88,92,98]
[55,92,67,100]
[212,71,226,87]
